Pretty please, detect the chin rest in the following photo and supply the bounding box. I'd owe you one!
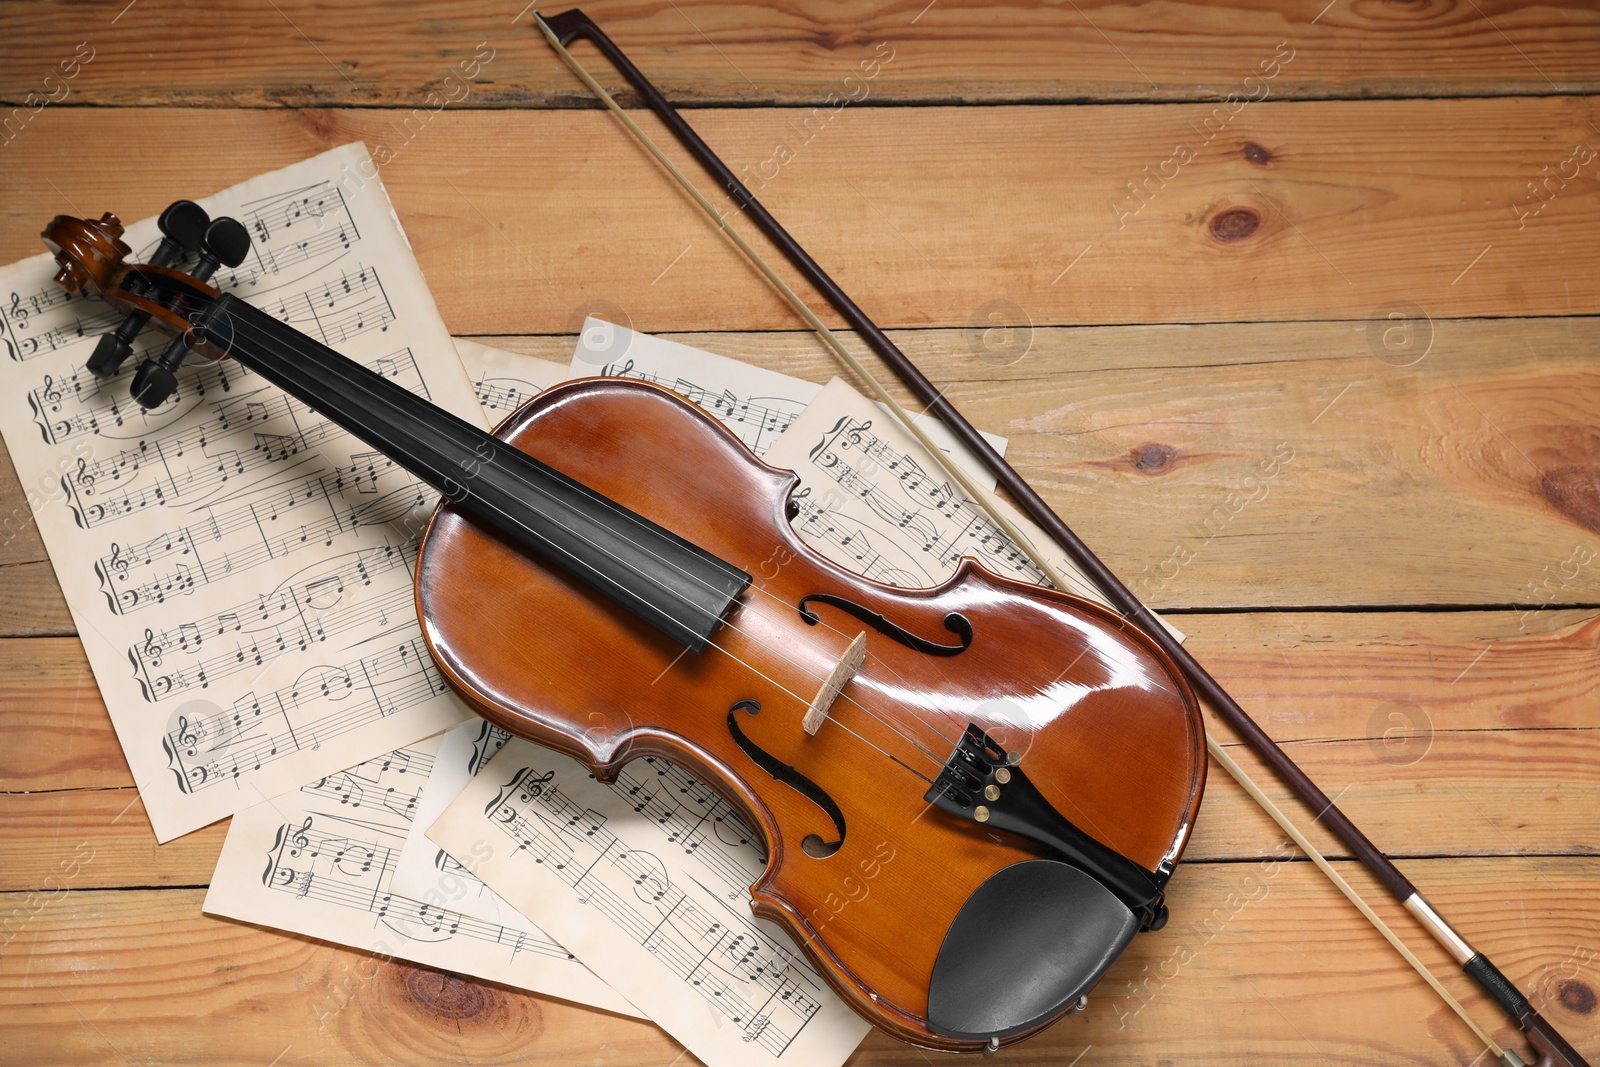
[926,859,1138,1041]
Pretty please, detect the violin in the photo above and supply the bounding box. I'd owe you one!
[41,206,1208,1051]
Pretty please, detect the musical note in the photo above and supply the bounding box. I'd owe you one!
[429,735,870,1067]
[152,636,461,795]
[204,735,637,1017]
[263,266,396,346]
[764,380,1147,621]
[206,181,359,291]
[571,321,820,458]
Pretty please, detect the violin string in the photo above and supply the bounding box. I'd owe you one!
[224,305,968,775]
[532,18,1513,1060]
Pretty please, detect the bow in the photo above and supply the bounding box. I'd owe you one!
[528,9,1591,1066]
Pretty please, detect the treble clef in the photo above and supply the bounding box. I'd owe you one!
[141,627,161,666]
[107,542,130,579]
[486,765,534,819]
[288,815,313,853]
[40,373,64,411]
[174,714,202,753]
[74,455,95,496]
[842,417,872,449]
[519,768,557,803]
[9,291,26,330]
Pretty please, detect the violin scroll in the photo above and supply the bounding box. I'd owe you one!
[41,201,253,408]
[41,211,130,295]
[88,199,210,378]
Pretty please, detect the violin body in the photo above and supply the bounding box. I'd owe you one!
[416,377,1208,1050]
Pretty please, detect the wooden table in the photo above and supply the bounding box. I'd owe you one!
[2,3,1597,1064]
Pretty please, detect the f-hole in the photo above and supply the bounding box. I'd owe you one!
[726,699,845,859]
[797,593,972,657]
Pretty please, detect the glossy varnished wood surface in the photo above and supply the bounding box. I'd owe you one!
[0,2,1596,1065]
[415,378,1204,1048]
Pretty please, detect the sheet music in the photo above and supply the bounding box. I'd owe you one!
[0,144,480,840]
[765,377,1141,613]
[571,318,818,456]
[453,338,566,420]
[428,736,870,1067]
[571,317,1006,487]
[203,732,638,1018]
[391,719,552,928]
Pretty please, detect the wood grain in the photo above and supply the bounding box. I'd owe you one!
[3,102,1600,332]
[5,610,1593,889]
[0,435,49,568]
[0,790,224,890]
[0,317,1596,627]
[2,0,1599,108]
[1,860,1594,1067]
[0,563,73,635]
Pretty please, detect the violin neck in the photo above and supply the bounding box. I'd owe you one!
[193,294,749,652]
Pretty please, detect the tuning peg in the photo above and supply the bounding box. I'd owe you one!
[88,200,212,378]
[155,200,211,260]
[130,216,252,408]
[198,215,251,272]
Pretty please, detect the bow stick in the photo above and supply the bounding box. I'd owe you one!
[528,10,1590,1066]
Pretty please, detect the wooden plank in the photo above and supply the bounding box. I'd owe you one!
[1,860,1594,1066]
[1186,609,1600,861]
[1196,729,1600,860]
[4,610,1593,889]
[3,725,1592,891]
[0,562,72,635]
[9,611,1593,794]
[2,1,1598,108]
[0,888,678,1067]
[0,637,124,792]
[0,791,223,890]
[4,102,1597,330]
[0,314,1597,626]
[947,318,1600,609]
[0,433,50,567]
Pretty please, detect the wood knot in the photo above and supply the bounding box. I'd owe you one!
[1559,978,1597,1015]
[403,967,489,1019]
[1131,443,1176,474]
[1210,207,1261,242]
[1538,464,1600,535]
[1241,141,1273,165]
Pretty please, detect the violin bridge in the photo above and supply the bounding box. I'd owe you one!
[802,631,867,735]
